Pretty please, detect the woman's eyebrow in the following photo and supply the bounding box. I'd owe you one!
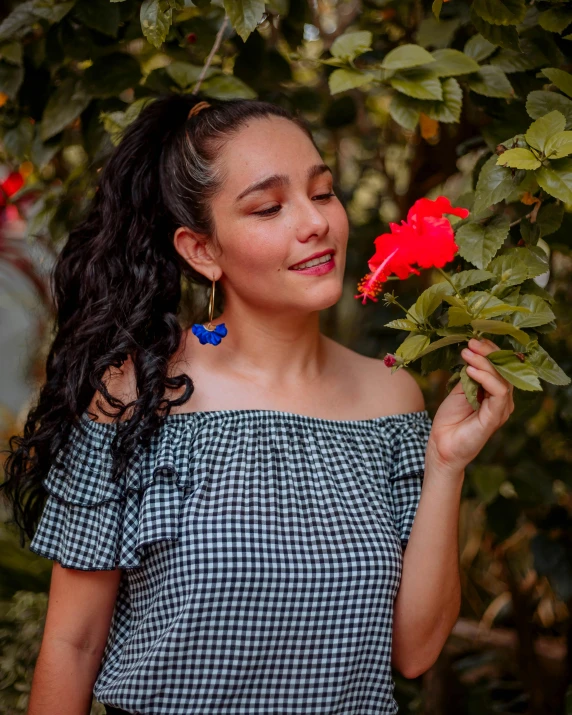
[235,163,333,203]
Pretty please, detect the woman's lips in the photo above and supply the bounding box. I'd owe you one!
[288,256,336,275]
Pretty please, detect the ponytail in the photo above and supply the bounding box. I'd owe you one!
[1,92,314,546]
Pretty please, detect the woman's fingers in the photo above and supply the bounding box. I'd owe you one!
[461,339,515,418]
[464,362,511,399]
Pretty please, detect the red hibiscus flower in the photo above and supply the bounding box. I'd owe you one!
[0,171,24,207]
[355,196,469,304]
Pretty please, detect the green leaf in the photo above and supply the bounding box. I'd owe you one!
[73,0,120,37]
[486,350,542,391]
[455,214,510,269]
[467,66,513,98]
[515,245,550,277]
[544,131,572,159]
[471,319,531,345]
[510,294,555,328]
[541,68,572,99]
[224,0,265,42]
[328,68,373,95]
[416,17,462,50]
[100,110,127,146]
[384,319,419,331]
[442,293,467,309]
[538,8,572,34]
[526,91,572,130]
[166,62,217,89]
[432,0,443,21]
[406,282,455,323]
[488,246,548,287]
[388,93,419,130]
[82,53,141,98]
[448,306,473,326]
[460,365,481,410]
[472,0,526,26]
[40,77,91,141]
[0,2,37,43]
[0,61,23,99]
[466,290,532,319]
[398,77,463,123]
[520,218,540,246]
[0,41,22,65]
[3,118,34,158]
[390,69,443,100]
[416,334,468,359]
[497,148,541,170]
[464,34,496,62]
[470,9,520,52]
[140,0,172,48]
[472,464,507,504]
[381,44,435,71]
[450,269,496,291]
[525,110,566,153]
[489,46,547,74]
[536,157,572,204]
[395,333,431,362]
[473,154,515,214]
[525,340,571,385]
[100,97,152,145]
[33,1,75,23]
[426,77,462,122]
[202,74,257,99]
[330,31,372,62]
[428,49,480,76]
[536,202,565,236]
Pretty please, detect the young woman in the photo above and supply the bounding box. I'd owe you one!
[2,93,513,715]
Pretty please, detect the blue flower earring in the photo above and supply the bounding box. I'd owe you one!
[191,277,228,346]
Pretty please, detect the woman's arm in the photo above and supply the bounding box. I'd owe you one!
[390,336,514,678]
[27,564,122,715]
[391,456,464,678]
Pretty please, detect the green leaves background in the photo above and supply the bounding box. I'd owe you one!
[0,2,572,712]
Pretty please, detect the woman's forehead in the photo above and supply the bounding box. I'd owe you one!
[217,117,321,189]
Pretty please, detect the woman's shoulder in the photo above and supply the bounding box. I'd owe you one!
[323,336,426,417]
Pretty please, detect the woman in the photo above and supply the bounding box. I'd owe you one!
[3,94,513,715]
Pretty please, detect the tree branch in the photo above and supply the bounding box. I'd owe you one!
[192,15,230,95]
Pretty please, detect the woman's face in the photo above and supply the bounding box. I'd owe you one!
[203,116,349,316]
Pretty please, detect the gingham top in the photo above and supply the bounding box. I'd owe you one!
[29,408,432,715]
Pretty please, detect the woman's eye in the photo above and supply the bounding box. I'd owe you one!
[253,205,281,216]
[252,192,335,217]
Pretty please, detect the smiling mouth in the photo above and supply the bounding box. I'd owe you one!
[289,252,335,270]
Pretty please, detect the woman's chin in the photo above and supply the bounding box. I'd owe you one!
[301,281,344,311]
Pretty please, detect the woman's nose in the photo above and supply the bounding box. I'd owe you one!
[296,197,329,240]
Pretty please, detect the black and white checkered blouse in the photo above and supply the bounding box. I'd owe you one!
[29,407,432,715]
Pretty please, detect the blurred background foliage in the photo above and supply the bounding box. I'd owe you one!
[0,0,571,713]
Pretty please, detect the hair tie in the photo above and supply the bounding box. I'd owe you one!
[188,101,211,119]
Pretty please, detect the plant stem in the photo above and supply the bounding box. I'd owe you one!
[435,266,464,301]
[192,15,230,95]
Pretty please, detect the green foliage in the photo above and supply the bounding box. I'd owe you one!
[1,4,572,709]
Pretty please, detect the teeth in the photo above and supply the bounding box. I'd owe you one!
[292,253,333,270]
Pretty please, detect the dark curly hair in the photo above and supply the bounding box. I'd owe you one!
[1,92,317,548]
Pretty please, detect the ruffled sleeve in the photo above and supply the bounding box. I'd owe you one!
[29,414,198,571]
[386,410,433,551]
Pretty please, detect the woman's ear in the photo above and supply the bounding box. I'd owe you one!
[173,226,222,280]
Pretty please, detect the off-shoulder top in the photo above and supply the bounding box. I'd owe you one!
[29,408,433,715]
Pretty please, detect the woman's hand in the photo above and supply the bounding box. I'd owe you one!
[426,337,515,477]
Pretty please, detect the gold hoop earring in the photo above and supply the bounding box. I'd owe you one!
[191,277,228,345]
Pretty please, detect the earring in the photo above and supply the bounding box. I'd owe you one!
[191,277,228,345]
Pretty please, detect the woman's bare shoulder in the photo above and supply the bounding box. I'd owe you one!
[324,336,426,416]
